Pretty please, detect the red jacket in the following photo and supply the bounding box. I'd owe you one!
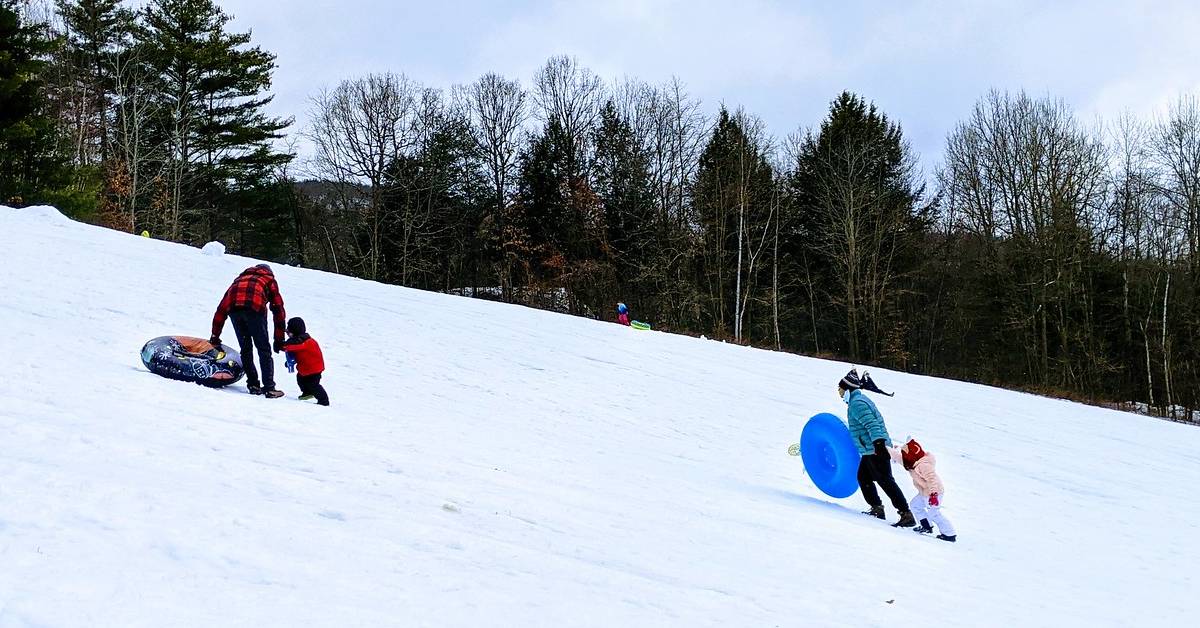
[283,335,325,376]
[212,266,286,341]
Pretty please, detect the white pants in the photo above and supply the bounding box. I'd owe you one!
[909,494,956,537]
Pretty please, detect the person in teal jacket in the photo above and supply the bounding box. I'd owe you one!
[840,368,915,527]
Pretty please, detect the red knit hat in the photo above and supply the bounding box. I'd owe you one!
[901,438,926,470]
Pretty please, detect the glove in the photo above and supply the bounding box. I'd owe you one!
[285,353,297,373]
[209,335,222,347]
[873,439,889,457]
[273,339,283,353]
[929,493,939,507]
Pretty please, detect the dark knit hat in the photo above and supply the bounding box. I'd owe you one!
[286,317,306,335]
[838,368,862,391]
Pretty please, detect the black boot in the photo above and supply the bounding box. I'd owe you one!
[247,384,263,395]
[892,510,917,528]
[862,505,885,519]
[936,534,957,542]
[914,519,933,534]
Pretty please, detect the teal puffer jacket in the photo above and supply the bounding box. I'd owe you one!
[846,389,892,455]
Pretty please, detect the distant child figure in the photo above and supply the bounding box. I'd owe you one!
[891,437,957,542]
[616,302,630,326]
[281,317,329,406]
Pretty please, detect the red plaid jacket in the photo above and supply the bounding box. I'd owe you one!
[212,266,287,341]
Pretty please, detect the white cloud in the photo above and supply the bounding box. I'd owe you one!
[471,0,834,88]
[214,0,1200,168]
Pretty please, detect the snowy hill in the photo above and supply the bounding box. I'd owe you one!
[0,206,1197,627]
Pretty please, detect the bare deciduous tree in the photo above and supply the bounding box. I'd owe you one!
[109,47,158,232]
[1153,96,1200,269]
[463,72,527,299]
[306,73,419,279]
[941,91,1108,385]
[532,55,603,177]
[730,110,775,341]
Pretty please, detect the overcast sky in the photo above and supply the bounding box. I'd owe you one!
[217,0,1200,172]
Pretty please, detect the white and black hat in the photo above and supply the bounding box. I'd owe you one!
[838,368,862,391]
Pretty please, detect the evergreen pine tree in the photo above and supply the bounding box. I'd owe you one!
[515,120,572,280]
[514,118,609,312]
[592,100,655,285]
[55,0,135,166]
[0,0,77,211]
[140,0,291,246]
[786,91,926,360]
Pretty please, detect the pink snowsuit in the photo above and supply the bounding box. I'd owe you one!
[888,450,945,496]
[890,439,956,537]
[617,312,630,326]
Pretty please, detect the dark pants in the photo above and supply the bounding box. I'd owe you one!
[858,442,909,513]
[230,309,274,390]
[297,373,330,406]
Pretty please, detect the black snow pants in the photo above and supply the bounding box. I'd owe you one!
[857,440,909,513]
[297,373,330,406]
[230,308,274,390]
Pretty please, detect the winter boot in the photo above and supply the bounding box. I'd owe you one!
[862,505,885,519]
[298,393,315,401]
[936,534,957,543]
[263,389,284,399]
[914,519,934,534]
[247,384,263,395]
[891,510,917,528]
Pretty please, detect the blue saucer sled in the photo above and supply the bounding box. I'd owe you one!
[799,413,861,498]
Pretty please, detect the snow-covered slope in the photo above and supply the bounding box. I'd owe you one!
[0,206,1197,627]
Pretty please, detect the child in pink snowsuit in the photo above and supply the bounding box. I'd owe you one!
[616,302,630,326]
[891,438,957,542]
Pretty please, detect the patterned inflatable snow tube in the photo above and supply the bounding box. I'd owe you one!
[141,336,244,388]
[800,412,861,498]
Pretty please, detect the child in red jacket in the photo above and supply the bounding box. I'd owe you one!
[282,317,329,406]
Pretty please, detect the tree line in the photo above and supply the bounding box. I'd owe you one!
[3,0,1197,423]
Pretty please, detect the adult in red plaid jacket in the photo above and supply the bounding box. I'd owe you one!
[210,264,287,397]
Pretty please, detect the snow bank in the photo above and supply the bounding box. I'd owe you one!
[201,240,226,256]
[1,204,73,226]
[0,206,1197,627]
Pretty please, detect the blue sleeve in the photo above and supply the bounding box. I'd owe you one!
[852,399,887,444]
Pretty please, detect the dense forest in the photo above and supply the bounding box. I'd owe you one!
[4,0,1197,423]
